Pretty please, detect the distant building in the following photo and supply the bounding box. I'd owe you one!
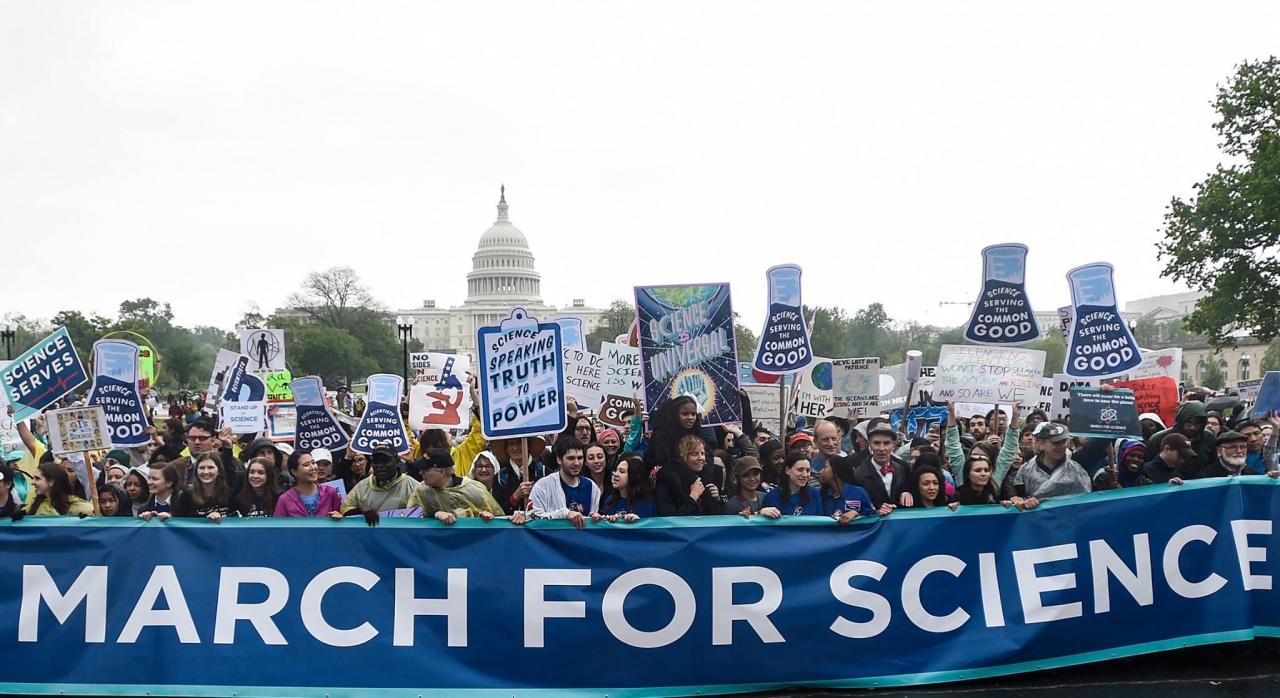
[396,188,602,363]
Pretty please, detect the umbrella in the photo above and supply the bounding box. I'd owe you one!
[1206,396,1244,413]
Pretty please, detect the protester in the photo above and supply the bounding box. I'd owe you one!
[654,434,723,516]
[342,447,418,524]
[1234,420,1267,472]
[1012,423,1092,510]
[139,464,182,521]
[174,452,238,522]
[598,428,623,463]
[238,457,281,517]
[788,432,814,458]
[758,439,785,489]
[1145,401,1216,479]
[955,451,1007,506]
[1139,433,1194,485]
[467,451,498,492]
[102,450,131,485]
[1206,413,1224,437]
[274,451,344,519]
[0,464,24,520]
[809,420,846,486]
[596,454,655,521]
[530,438,600,526]
[407,449,516,524]
[909,461,957,510]
[643,395,715,474]
[583,442,611,498]
[1091,440,1148,490]
[124,467,151,516]
[1138,413,1166,442]
[1198,430,1264,478]
[850,425,912,513]
[93,483,129,518]
[25,461,93,517]
[819,455,876,523]
[725,456,766,517]
[760,453,822,518]
[339,450,371,493]
[312,448,336,483]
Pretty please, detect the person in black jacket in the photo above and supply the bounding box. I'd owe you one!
[490,436,547,515]
[172,452,239,522]
[850,425,911,514]
[654,434,724,516]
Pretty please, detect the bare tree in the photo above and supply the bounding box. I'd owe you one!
[285,267,389,331]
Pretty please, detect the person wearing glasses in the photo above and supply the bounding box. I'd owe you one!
[1198,430,1277,478]
[171,417,244,494]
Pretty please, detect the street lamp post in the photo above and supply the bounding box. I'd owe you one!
[1,325,14,360]
[396,317,413,384]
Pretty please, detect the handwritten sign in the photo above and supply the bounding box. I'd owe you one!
[1,327,89,422]
[934,345,1047,407]
[879,363,936,412]
[599,342,643,427]
[793,358,833,420]
[831,357,879,415]
[1111,377,1178,428]
[1068,388,1141,439]
[47,405,111,455]
[477,308,567,440]
[240,329,286,373]
[266,369,293,401]
[266,402,296,442]
[408,353,471,430]
[563,348,603,409]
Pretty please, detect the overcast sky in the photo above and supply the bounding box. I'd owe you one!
[3,1,1278,336]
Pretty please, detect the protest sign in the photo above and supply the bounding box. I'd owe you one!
[477,308,567,440]
[831,357,879,416]
[563,348,603,409]
[1035,378,1054,414]
[235,372,269,404]
[879,363,937,412]
[752,264,813,374]
[379,506,424,518]
[0,362,18,454]
[635,283,741,426]
[350,374,411,455]
[1128,348,1183,381]
[219,402,268,435]
[741,383,782,436]
[1237,378,1263,403]
[0,327,88,422]
[1056,306,1073,343]
[793,357,833,420]
[86,340,151,447]
[1064,263,1142,378]
[1112,376,1179,428]
[600,342,643,427]
[266,402,296,442]
[888,405,949,438]
[137,345,157,393]
[206,349,243,398]
[550,316,587,352]
[963,243,1040,345]
[1051,373,1098,421]
[739,362,791,387]
[46,405,111,455]
[1068,387,1141,439]
[408,353,472,430]
[933,345,1047,407]
[240,329,286,373]
[289,376,349,452]
[953,403,1012,422]
[1252,371,1280,416]
[266,369,293,401]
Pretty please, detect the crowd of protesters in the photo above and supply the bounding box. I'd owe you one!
[3,375,1278,526]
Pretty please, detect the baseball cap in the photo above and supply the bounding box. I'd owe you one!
[421,448,454,470]
[311,448,333,463]
[735,456,764,477]
[788,432,813,446]
[371,446,399,463]
[1160,433,1197,460]
[1035,423,1072,443]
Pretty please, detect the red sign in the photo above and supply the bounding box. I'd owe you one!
[1112,376,1178,428]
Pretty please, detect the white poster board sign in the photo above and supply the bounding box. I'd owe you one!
[934,345,1047,407]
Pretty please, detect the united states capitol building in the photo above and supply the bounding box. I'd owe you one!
[396,188,602,362]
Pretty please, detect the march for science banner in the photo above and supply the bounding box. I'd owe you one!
[2,479,1278,698]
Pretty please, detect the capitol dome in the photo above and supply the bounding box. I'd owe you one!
[466,186,542,301]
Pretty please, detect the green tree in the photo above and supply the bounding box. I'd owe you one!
[735,320,757,362]
[1158,57,1280,349]
[49,310,110,361]
[1261,338,1280,373]
[293,326,376,387]
[1202,358,1226,390]
[1025,334,1067,376]
[586,300,635,353]
[161,332,202,389]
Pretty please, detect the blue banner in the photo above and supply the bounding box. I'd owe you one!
[290,376,349,452]
[752,264,813,374]
[964,243,1041,345]
[2,479,1279,698]
[635,283,742,426]
[1254,371,1280,417]
[1064,263,1142,378]
[350,374,410,455]
[1068,387,1142,439]
[477,308,567,440]
[888,405,950,438]
[0,327,88,422]
[86,340,151,447]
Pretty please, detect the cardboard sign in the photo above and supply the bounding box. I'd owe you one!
[879,363,937,412]
[408,353,472,430]
[1064,263,1141,378]
[1051,374,1099,421]
[290,376,349,452]
[752,264,813,374]
[266,403,296,442]
[477,308,567,440]
[1127,348,1183,381]
[219,402,268,435]
[240,329,287,373]
[954,403,1012,422]
[138,346,157,393]
[563,348,603,409]
[793,357,833,420]
[1112,377,1178,428]
[1238,378,1264,402]
[47,405,111,455]
[963,244,1040,345]
[739,362,792,387]
[634,283,742,427]
[1056,306,1073,343]
[0,361,19,454]
[1068,388,1141,439]
[741,383,783,436]
[933,345,1047,407]
[86,340,151,447]
[1035,378,1055,414]
[207,349,243,398]
[350,374,411,455]
[599,342,643,427]
[888,406,950,439]
[1252,372,1280,417]
[1,327,89,422]
[266,369,293,401]
[831,357,880,415]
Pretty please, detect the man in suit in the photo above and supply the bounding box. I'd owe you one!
[852,424,912,514]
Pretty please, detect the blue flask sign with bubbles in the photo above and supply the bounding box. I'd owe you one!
[351,374,411,455]
[1064,262,1142,378]
[86,339,152,447]
[752,264,813,375]
[291,375,350,452]
[964,243,1040,345]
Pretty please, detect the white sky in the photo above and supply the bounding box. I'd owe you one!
[3,1,1278,335]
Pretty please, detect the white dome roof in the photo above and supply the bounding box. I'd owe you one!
[477,220,529,250]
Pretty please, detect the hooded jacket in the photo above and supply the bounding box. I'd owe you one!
[1145,402,1216,479]
[247,437,293,489]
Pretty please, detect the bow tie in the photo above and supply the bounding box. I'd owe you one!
[880,465,895,476]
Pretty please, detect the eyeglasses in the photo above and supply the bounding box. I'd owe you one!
[474,464,495,471]
[576,426,591,432]
[188,434,212,442]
